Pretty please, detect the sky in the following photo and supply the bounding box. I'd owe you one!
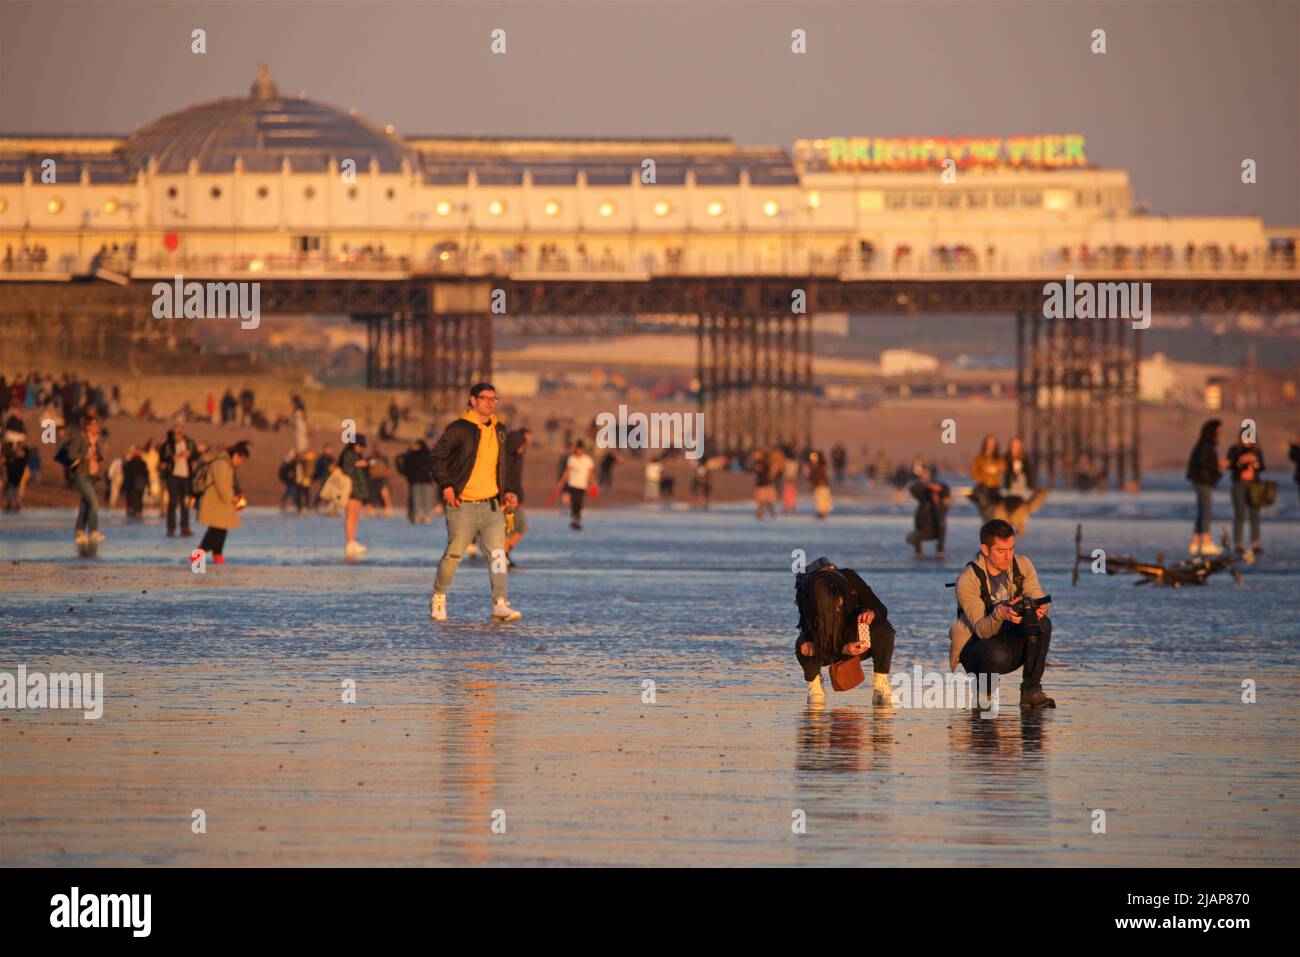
[1,0,1296,221]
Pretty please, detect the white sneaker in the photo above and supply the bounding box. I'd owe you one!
[1188,539,1201,555]
[1200,540,1222,556]
[74,531,88,546]
[807,674,826,700]
[90,531,106,543]
[430,593,447,621]
[491,598,522,622]
[345,541,367,558]
[872,671,894,706]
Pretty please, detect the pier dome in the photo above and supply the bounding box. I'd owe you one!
[120,64,414,174]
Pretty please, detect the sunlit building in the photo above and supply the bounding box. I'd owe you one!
[1,66,1293,276]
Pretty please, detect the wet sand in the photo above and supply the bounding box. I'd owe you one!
[2,488,1298,866]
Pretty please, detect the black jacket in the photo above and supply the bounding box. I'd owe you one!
[1226,444,1266,482]
[428,417,520,501]
[795,567,896,670]
[1186,438,1222,486]
[504,429,529,505]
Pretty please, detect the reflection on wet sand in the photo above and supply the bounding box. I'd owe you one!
[796,702,894,776]
[946,709,1055,850]
[433,666,498,865]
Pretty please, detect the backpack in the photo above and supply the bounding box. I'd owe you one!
[794,557,843,642]
[191,451,218,495]
[959,557,1024,618]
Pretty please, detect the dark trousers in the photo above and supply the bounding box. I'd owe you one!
[797,626,895,682]
[1192,482,1215,534]
[126,484,145,517]
[959,617,1052,692]
[167,476,192,531]
[568,486,586,525]
[199,527,228,555]
[1230,481,1261,547]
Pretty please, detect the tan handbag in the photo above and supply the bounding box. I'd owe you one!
[830,656,866,692]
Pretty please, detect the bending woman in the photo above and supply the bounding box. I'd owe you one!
[796,562,895,703]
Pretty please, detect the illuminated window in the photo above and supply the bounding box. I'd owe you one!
[858,191,884,212]
[47,198,63,214]
[488,200,506,216]
[544,200,561,217]
[807,191,821,209]
[436,200,453,216]
[653,200,671,217]
[762,200,780,217]
[598,201,615,218]
[707,201,725,217]
[1044,189,1071,211]
[103,199,120,214]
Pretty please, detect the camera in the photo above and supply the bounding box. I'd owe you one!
[1003,594,1052,638]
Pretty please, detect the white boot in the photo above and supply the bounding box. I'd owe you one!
[1200,538,1222,556]
[872,672,894,705]
[807,674,825,700]
[492,597,522,622]
[430,593,447,621]
[1189,535,1201,556]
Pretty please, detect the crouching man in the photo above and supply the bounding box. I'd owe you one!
[949,519,1056,709]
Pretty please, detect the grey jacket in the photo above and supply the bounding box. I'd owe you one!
[948,552,1047,671]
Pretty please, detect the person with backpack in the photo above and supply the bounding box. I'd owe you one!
[795,557,895,704]
[196,441,250,564]
[948,519,1056,709]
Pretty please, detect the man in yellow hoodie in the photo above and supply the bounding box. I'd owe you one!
[428,382,522,622]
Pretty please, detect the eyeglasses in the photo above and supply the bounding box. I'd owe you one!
[472,394,499,403]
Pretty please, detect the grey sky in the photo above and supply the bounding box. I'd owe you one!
[2,0,1296,221]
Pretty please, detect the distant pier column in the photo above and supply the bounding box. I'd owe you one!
[697,309,812,458]
[1016,309,1141,490]
[417,313,493,418]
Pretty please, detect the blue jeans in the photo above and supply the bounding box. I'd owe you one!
[1192,482,1215,534]
[434,500,507,600]
[1230,481,1260,547]
[73,473,98,533]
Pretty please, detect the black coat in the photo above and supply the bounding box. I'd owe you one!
[1186,438,1222,486]
[428,417,520,501]
[795,568,896,670]
[910,479,950,539]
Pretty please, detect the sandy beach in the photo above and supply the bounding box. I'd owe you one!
[3,485,1297,866]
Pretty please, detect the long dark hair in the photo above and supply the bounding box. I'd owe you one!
[807,570,851,658]
[1198,419,1221,444]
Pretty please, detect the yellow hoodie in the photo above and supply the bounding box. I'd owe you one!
[459,411,500,500]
